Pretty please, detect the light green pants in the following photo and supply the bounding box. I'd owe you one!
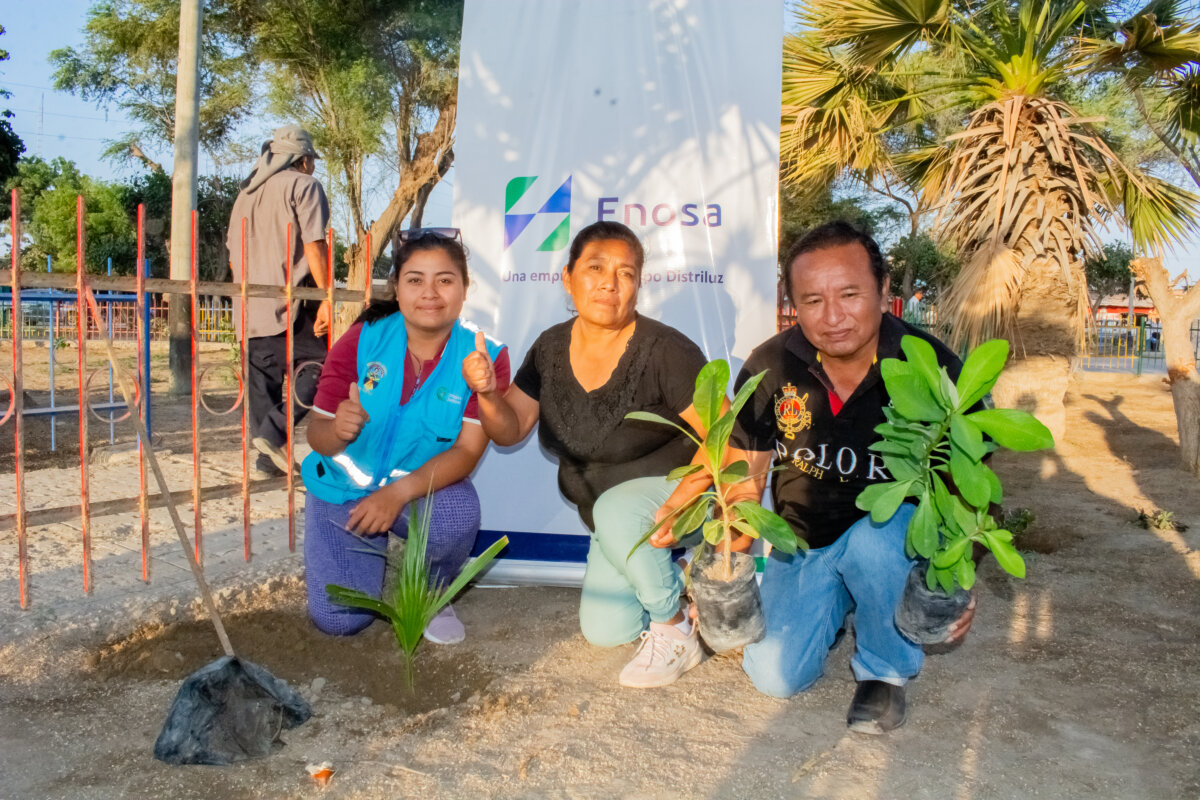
[579,476,686,647]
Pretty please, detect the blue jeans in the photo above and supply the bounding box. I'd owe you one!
[742,504,922,698]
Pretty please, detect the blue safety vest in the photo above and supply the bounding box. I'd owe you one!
[301,314,505,504]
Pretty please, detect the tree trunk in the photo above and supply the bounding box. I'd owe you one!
[989,249,1083,444]
[1130,256,1200,475]
[336,87,458,333]
[410,146,454,230]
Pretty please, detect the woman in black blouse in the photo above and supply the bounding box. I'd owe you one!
[463,221,711,689]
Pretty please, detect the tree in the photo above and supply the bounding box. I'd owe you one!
[1084,240,1135,317]
[1131,256,1200,473]
[0,25,28,219]
[7,158,137,273]
[235,0,463,327]
[778,179,882,260]
[1086,1,1200,474]
[886,232,960,300]
[783,0,1200,439]
[55,0,464,331]
[49,0,253,169]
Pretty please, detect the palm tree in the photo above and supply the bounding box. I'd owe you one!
[782,0,1200,439]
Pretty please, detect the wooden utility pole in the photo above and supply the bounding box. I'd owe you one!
[168,0,202,394]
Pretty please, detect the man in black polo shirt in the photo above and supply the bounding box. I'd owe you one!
[727,221,974,734]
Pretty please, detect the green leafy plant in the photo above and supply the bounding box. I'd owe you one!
[856,336,1054,594]
[1137,508,1188,533]
[326,495,508,684]
[626,359,804,581]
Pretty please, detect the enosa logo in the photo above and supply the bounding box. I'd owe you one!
[504,176,571,251]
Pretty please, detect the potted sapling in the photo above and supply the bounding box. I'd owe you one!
[627,359,803,652]
[326,492,508,685]
[855,335,1053,643]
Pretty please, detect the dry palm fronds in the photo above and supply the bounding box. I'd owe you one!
[936,245,1022,349]
[928,96,1121,350]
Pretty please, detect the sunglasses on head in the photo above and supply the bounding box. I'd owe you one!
[396,227,461,244]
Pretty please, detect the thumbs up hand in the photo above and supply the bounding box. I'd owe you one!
[462,330,497,395]
[334,381,371,443]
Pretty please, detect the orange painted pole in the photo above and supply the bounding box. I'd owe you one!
[190,210,201,564]
[136,204,149,580]
[76,195,91,592]
[240,217,251,560]
[285,223,296,551]
[11,189,28,606]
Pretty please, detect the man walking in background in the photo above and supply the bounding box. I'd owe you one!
[226,125,331,478]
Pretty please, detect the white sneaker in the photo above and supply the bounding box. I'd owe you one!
[423,604,465,645]
[618,622,703,688]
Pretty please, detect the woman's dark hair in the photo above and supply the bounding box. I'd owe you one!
[782,220,887,307]
[355,233,470,325]
[566,220,645,275]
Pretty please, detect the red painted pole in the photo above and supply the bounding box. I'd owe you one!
[136,204,149,580]
[76,195,91,592]
[285,223,295,551]
[240,217,251,560]
[11,189,28,607]
[190,210,201,565]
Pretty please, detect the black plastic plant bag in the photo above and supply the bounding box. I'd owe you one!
[153,655,312,765]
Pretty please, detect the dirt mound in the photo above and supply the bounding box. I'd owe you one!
[91,581,497,714]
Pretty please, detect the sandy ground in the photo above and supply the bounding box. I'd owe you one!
[1,368,1199,799]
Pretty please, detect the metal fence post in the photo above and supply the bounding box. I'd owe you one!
[1136,317,1145,377]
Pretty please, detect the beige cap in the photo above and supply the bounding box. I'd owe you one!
[269,124,320,159]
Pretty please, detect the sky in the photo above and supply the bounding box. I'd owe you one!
[1,2,1198,281]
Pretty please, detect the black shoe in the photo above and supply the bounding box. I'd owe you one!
[847,680,907,735]
[251,454,287,480]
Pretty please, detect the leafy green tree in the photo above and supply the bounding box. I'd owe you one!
[778,180,883,261]
[25,165,135,274]
[0,25,28,219]
[50,0,253,168]
[887,233,960,300]
[53,0,463,330]
[236,0,463,324]
[1084,240,1135,317]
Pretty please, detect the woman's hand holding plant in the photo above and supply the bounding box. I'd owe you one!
[334,382,370,443]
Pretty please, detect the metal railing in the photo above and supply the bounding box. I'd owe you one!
[2,191,370,608]
[1081,319,1200,374]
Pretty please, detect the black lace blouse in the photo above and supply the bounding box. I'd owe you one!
[512,315,707,530]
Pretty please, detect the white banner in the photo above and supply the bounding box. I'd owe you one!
[455,0,784,540]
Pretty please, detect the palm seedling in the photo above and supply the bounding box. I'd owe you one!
[326,494,508,685]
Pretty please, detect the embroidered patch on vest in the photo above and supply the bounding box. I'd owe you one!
[363,362,386,393]
[774,383,811,440]
[436,386,463,404]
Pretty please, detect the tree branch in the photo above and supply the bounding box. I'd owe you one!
[1134,88,1200,190]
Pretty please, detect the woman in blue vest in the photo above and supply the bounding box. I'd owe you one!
[303,229,509,643]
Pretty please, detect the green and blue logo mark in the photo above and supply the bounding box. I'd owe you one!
[504,175,571,251]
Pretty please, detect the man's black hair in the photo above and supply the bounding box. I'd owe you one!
[782,221,887,307]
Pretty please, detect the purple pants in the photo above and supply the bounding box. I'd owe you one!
[304,479,481,635]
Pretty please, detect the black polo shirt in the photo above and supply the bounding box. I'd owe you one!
[732,314,964,550]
